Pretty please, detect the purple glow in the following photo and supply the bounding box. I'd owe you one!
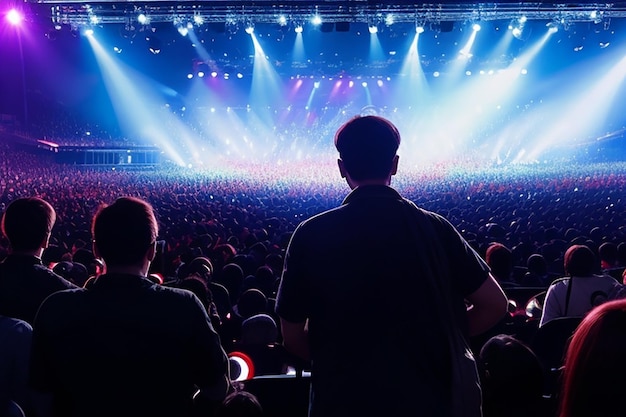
[7,9,23,26]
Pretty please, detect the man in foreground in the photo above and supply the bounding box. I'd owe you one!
[30,197,230,417]
[276,115,508,417]
[0,197,77,324]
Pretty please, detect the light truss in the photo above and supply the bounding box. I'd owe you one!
[26,1,626,28]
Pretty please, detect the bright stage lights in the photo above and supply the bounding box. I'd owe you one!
[294,25,303,33]
[472,23,481,32]
[377,80,383,87]
[187,73,193,79]
[416,25,425,34]
[361,81,367,87]
[236,73,243,79]
[245,25,254,34]
[89,15,100,25]
[278,15,287,26]
[311,15,322,26]
[314,81,320,88]
[7,9,23,26]
[211,71,218,78]
[368,25,378,34]
[385,14,394,26]
[193,15,204,26]
[84,28,94,36]
[198,71,205,78]
[547,22,559,33]
[113,46,122,53]
[509,16,526,40]
[137,13,148,24]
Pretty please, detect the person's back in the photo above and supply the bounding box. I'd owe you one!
[540,244,618,327]
[0,197,77,324]
[29,197,230,417]
[275,116,508,417]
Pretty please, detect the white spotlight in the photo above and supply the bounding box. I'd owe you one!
[236,73,243,79]
[245,25,254,34]
[472,23,481,32]
[311,15,322,26]
[377,80,383,87]
[433,71,440,77]
[294,25,303,33]
[416,26,425,34]
[89,15,99,25]
[137,13,148,25]
[361,81,368,87]
[211,71,218,78]
[198,71,205,78]
[84,28,94,36]
[187,73,193,79]
[385,14,394,26]
[177,25,189,36]
[546,22,559,33]
[314,81,320,89]
[278,15,287,26]
[368,25,378,34]
[194,15,204,26]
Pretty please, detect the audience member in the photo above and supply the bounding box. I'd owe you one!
[558,299,626,417]
[598,241,623,280]
[478,334,545,417]
[539,244,619,327]
[275,116,508,417]
[521,253,553,287]
[486,242,518,288]
[0,197,77,324]
[29,197,231,417]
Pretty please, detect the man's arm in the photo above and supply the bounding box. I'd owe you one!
[280,319,310,362]
[465,273,508,336]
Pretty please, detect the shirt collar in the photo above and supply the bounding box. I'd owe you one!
[342,185,403,205]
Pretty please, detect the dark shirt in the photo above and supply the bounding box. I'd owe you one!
[29,273,229,417]
[0,254,77,324]
[276,185,489,417]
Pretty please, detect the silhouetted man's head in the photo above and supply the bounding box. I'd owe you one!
[92,197,158,268]
[335,115,401,183]
[1,197,56,252]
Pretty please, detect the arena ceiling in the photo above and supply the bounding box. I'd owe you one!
[20,1,626,28]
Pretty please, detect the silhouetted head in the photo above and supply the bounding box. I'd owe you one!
[92,197,158,268]
[335,115,400,183]
[1,197,56,252]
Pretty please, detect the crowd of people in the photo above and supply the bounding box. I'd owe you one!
[2,117,626,416]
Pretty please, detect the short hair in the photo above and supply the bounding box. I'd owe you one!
[334,115,400,181]
[92,197,158,267]
[559,299,626,417]
[564,244,597,276]
[1,197,56,251]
